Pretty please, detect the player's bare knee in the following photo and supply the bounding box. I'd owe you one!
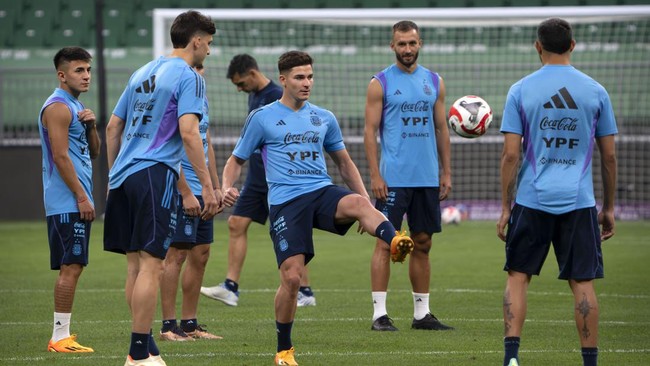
[228,215,249,235]
[60,263,84,279]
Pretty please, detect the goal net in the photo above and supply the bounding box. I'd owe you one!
[154,6,650,220]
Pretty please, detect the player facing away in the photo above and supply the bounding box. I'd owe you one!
[159,63,224,342]
[200,53,316,307]
[497,18,618,366]
[39,46,100,353]
[220,50,414,366]
[103,11,219,366]
[364,20,453,332]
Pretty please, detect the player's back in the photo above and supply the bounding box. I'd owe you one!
[503,65,617,214]
[109,57,205,189]
[249,80,283,112]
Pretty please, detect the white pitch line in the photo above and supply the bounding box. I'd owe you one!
[1,287,648,299]
[2,317,648,327]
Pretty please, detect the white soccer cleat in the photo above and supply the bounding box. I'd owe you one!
[296,292,316,307]
[507,358,519,366]
[200,283,239,306]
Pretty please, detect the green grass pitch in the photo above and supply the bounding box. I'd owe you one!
[0,220,648,365]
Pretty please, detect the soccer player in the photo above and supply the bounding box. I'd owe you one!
[159,63,223,342]
[364,20,453,332]
[221,50,414,366]
[497,18,617,366]
[39,46,99,353]
[200,53,316,307]
[103,11,219,366]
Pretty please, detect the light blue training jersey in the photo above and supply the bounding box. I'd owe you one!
[501,64,618,214]
[373,64,441,187]
[180,93,210,195]
[109,57,205,189]
[232,100,346,205]
[39,88,94,216]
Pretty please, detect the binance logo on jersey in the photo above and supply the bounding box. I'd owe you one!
[543,87,577,110]
[136,75,156,94]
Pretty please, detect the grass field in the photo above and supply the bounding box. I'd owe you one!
[0,220,649,365]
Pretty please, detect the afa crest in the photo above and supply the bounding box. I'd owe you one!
[423,81,432,96]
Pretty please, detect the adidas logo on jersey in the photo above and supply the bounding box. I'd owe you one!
[276,120,286,126]
[543,87,577,110]
[136,75,156,94]
[394,89,402,95]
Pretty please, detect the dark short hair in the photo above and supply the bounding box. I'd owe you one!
[226,54,259,79]
[53,47,91,70]
[537,18,573,54]
[170,10,216,48]
[393,20,419,34]
[278,51,313,74]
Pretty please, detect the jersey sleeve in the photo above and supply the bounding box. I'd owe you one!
[323,111,345,153]
[595,86,618,137]
[176,68,204,120]
[112,85,130,120]
[233,109,265,160]
[500,81,524,135]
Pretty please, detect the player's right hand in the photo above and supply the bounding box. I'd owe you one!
[496,210,510,242]
[222,187,240,208]
[371,175,388,202]
[598,210,616,241]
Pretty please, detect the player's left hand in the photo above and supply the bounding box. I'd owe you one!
[200,187,218,220]
[182,194,201,217]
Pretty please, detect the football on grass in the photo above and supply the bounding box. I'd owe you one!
[441,206,462,225]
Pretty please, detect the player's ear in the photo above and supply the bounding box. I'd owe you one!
[568,39,576,53]
[57,70,66,83]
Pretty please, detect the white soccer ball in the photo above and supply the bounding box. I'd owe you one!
[448,95,493,138]
[441,206,462,225]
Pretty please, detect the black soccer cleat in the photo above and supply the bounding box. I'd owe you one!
[411,313,454,330]
[371,315,398,331]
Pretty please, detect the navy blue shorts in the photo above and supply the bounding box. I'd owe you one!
[374,187,441,235]
[172,195,214,248]
[504,204,604,280]
[103,163,178,259]
[269,185,355,267]
[47,213,91,270]
[232,152,268,224]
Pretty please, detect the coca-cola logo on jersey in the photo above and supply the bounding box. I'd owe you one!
[400,100,430,113]
[283,131,321,146]
[539,117,578,131]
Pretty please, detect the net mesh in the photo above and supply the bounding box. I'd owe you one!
[154,7,650,219]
